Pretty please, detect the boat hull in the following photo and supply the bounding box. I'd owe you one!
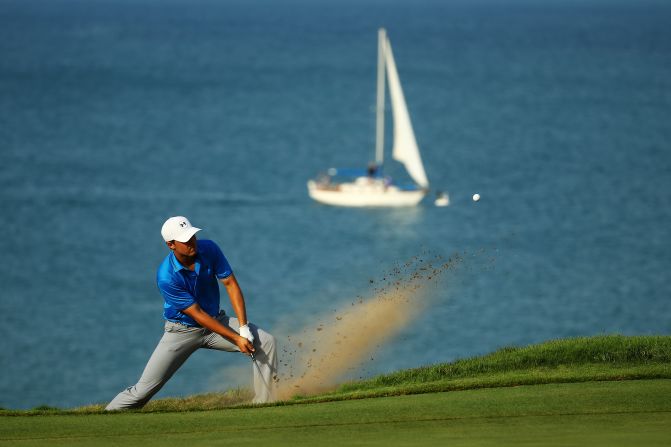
[307,179,426,207]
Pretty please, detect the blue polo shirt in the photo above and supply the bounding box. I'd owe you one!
[156,239,233,327]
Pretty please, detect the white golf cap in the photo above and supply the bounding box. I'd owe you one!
[161,216,202,242]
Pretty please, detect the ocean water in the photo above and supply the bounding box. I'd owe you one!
[1,0,670,409]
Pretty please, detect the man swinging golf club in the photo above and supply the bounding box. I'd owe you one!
[106,216,277,410]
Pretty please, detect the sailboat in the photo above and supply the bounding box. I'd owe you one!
[307,28,429,207]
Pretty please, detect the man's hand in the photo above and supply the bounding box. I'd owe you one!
[236,336,255,355]
[239,324,255,344]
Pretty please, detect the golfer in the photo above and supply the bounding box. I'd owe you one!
[106,216,277,410]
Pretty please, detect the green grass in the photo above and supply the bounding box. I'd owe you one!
[1,335,670,446]
[311,334,671,401]
[350,334,671,387]
[1,380,670,446]
[3,335,670,414]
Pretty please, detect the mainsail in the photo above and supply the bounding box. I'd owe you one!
[383,35,429,189]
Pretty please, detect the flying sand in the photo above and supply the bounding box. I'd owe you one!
[276,252,464,399]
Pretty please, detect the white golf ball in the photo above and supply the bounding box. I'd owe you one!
[472,193,480,202]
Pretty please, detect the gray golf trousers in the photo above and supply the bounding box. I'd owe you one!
[106,313,277,410]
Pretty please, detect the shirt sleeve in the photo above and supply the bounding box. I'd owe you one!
[158,277,196,311]
[209,241,233,279]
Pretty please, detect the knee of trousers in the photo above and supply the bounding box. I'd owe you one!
[259,331,276,352]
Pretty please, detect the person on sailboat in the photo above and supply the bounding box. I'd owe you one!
[105,216,277,410]
[367,162,379,178]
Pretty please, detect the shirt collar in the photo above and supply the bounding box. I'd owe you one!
[169,252,201,274]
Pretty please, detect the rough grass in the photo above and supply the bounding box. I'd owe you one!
[337,334,671,390]
[2,334,669,415]
[374,334,671,384]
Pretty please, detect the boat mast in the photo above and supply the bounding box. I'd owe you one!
[375,28,386,167]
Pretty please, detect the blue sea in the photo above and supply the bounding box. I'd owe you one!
[1,0,670,410]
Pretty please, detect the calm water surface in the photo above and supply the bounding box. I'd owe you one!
[1,0,670,409]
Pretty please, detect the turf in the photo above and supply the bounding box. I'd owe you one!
[341,334,671,389]
[5,335,669,414]
[1,380,670,446]
[2,335,670,445]
[304,334,671,402]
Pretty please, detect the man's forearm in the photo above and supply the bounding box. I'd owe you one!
[229,291,248,327]
[188,307,241,343]
[183,305,254,354]
[222,274,248,326]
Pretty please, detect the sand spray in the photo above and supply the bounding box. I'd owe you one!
[274,251,465,399]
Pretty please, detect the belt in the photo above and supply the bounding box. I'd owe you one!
[165,309,226,328]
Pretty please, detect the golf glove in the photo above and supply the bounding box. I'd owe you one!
[239,324,255,344]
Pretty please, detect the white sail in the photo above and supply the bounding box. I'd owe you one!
[383,36,429,189]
